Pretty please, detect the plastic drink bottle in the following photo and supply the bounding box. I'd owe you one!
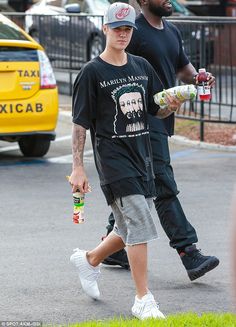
[72,191,85,224]
[66,176,85,224]
[154,84,197,109]
[197,68,211,101]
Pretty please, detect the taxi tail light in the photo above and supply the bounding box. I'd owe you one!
[37,50,57,89]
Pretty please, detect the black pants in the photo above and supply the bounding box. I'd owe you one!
[152,132,198,249]
[106,132,198,250]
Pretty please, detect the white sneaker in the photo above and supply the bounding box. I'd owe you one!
[132,292,165,320]
[70,248,100,300]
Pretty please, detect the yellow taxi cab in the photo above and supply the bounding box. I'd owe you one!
[0,14,58,157]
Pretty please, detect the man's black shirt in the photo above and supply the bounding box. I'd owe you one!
[127,14,189,136]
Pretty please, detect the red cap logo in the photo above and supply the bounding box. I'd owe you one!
[115,7,130,20]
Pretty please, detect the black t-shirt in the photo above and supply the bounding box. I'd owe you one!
[73,54,162,202]
[127,14,190,136]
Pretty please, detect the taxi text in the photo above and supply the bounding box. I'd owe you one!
[0,103,43,114]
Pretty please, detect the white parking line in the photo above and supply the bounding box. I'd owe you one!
[47,149,94,164]
[55,135,71,141]
[0,134,94,164]
[47,154,72,163]
[0,145,19,153]
[0,134,72,153]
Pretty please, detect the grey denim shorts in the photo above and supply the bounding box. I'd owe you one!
[111,194,158,246]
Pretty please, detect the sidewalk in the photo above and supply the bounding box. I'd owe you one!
[59,93,72,111]
[59,93,236,152]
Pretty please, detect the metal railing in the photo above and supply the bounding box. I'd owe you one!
[3,13,236,140]
[168,16,236,140]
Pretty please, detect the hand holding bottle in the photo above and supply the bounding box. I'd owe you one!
[66,175,90,224]
[69,166,89,193]
[195,70,215,88]
[196,68,212,101]
[164,92,183,112]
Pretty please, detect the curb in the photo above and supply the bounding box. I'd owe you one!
[59,109,236,153]
[170,135,236,152]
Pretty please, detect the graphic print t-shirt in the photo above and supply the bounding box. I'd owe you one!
[73,54,162,186]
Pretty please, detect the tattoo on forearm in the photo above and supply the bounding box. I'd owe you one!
[156,107,172,119]
[72,124,86,168]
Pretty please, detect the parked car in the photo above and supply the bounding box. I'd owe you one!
[0,13,58,157]
[25,0,109,68]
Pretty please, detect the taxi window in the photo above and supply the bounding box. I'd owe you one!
[0,22,28,40]
[0,47,38,61]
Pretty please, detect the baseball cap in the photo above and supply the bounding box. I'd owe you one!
[104,2,137,30]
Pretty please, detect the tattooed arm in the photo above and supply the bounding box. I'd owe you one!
[156,93,184,119]
[69,123,89,193]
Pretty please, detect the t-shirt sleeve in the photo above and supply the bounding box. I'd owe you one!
[72,64,97,129]
[145,61,163,115]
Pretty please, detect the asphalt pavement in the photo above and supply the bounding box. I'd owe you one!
[0,93,236,324]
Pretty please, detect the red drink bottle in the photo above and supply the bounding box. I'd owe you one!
[197,68,211,101]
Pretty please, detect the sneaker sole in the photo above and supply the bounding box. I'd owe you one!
[187,256,220,281]
[132,310,166,320]
[102,257,130,270]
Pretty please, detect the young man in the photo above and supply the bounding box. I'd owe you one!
[102,0,220,281]
[69,2,184,320]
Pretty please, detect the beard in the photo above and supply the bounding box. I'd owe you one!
[125,109,144,121]
[116,109,145,133]
[148,1,173,17]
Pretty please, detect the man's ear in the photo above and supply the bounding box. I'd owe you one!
[140,0,148,5]
[103,24,108,35]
